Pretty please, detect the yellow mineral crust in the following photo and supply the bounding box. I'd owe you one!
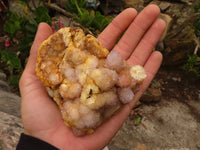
[35,27,147,136]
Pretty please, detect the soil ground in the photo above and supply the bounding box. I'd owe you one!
[109,66,200,150]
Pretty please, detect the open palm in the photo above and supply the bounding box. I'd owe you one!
[19,5,166,150]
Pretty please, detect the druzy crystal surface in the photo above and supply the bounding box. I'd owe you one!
[35,27,147,135]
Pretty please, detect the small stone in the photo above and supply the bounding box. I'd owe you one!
[0,90,21,117]
[0,72,7,81]
[122,0,144,10]
[159,2,170,11]
[136,142,148,150]
[0,80,10,92]
[140,88,162,103]
[198,91,200,100]
[172,77,181,82]
[151,79,161,88]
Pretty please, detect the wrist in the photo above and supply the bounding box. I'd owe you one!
[17,133,59,150]
[24,129,56,148]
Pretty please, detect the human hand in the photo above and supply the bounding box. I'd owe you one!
[19,4,166,150]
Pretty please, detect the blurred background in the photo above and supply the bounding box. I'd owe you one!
[0,0,199,149]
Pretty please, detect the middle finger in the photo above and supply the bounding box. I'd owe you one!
[113,4,160,60]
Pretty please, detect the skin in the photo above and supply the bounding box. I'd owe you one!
[19,4,166,150]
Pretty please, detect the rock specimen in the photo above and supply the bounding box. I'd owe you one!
[35,27,147,135]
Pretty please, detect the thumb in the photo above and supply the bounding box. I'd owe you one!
[25,22,53,75]
[19,23,53,97]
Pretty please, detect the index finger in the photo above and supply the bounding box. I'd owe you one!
[97,8,137,50]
